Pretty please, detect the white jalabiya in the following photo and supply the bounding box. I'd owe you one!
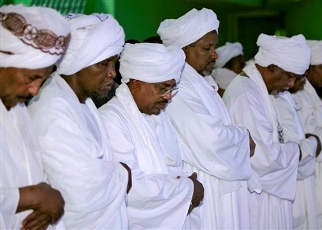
[211,67,237,90]
[165,63,251,229]
[99,83,193,229]
[223,61,300,229]
[27,73,128,229]
[214,42,243,68]
[293,80,322,228]
[0,4,70,68]
[274,91,317,229]
[0,102,47,229]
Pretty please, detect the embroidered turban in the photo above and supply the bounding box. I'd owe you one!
[57,13,124,75]
[254,33,311,75]
[120,43,185,84]
[157,8,219,48]
[0,4,70,68]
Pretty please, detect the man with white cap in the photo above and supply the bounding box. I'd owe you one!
[157,8,255,229]
[273,76,320,229]
[211,42,245,96]
[223,33,311,229]
[99,43,204,229]
[28,13,130,229]
[0,4,70,229]
[292,40,322,228]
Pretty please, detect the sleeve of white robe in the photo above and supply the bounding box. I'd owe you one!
[29,100,128,223]
[166,89,251,181]
[273,94,317,180]
[223,82,299,199]
[100,108,194,229]
[0,189,19,228]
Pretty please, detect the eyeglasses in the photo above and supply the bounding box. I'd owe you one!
[159,86,179,97]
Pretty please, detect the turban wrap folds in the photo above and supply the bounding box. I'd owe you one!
[57,13,124,75]
[307,40,322,65]
[157,8,219,48]
[0,4,70,68]
[214,42,243,68]
[254,33,311,75]
[120,43,185,84]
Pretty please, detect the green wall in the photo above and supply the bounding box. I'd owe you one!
[285,0,322,40]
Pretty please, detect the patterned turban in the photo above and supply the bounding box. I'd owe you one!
[57,13,124,75]
[0,4,70,68]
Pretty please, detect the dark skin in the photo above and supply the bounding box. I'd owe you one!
[183,31,255,158]
[127,79,204,214]
[183,31,218,77]
[256,64,299,96]
[61,56,132,192]
[0,66,65,230]
[307,64,322,88]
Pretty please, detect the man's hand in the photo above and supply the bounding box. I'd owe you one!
[18,182,65,225]
[306,133,321,157]
[21,210,51,230]
[120,162,132,193]
[249,132,256,157]
[187,172,204,215]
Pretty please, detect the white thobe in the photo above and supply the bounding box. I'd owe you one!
[1,101,42,229]
[99,83,194,229]
[211,67,237,90]
[274,91,317,229]
[223,62,300,229]
[165,63,252,229]
[27,73,128,229]
[293,81,322,228]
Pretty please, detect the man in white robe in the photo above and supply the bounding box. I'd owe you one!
[211,42,245,97]
[292,40,322,228]
[223,33,311,229]
[157,8,255,229]
[0,4,70,229]
[27,13,130,229]
[99,43,204,229]
[273,78,319,229]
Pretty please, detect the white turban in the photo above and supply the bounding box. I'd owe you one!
[157,8,219,48]
[120,43,185,84]
[57,13,124,75]
[307,40,322,65]
[214,42,243,68]
[0,4,70,68]
[254,33,311,75]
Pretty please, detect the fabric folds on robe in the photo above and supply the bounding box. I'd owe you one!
[223,61,300,229]
[274,91,317,229]
[293,80,322,228]
[99,83,194,229]
[165,63,252,229]
[0,102,44,229]
[27,73,128,229]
